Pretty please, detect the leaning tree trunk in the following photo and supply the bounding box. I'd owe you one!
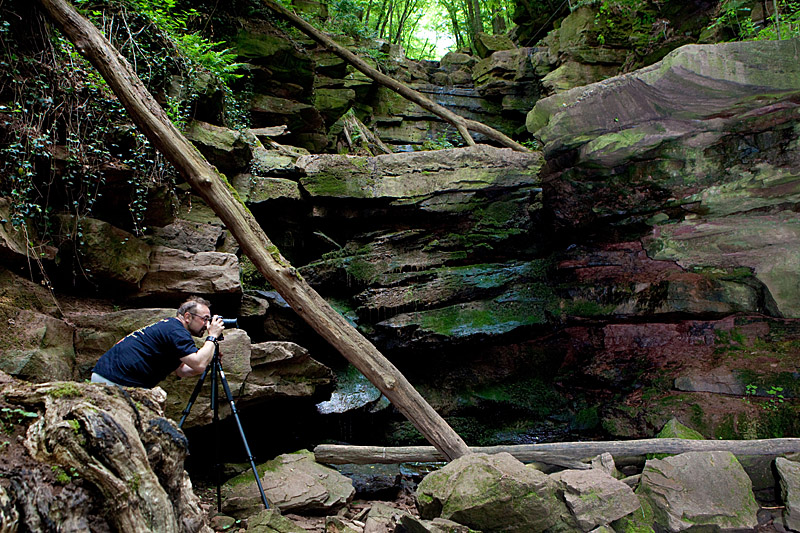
[260,0,530,152]
[35,0,471,462]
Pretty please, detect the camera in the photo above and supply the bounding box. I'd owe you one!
[219,317,239,329]
[214,316,238,340]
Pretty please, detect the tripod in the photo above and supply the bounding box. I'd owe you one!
[178,340,269,512]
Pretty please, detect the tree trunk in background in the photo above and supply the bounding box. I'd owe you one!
[35,0,472,462]
[261,0,530,151]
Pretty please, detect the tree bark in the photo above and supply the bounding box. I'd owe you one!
[260,0,530,152]
[314,438,800,465]
[35,0,471,462]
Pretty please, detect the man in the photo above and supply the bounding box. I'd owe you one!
[91,296,225,388]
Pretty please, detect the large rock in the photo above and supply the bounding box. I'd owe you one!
[552,468,640,531]
[297,144,542,206]
[776,457,800,532]
[137,246,241,299]
[242,340,333,400]
[185,120,253,173]
[415,452,571,532]
[221,450,354,517]
[637,451,759,531]
[54,215,151,289]
[0,309,75,382]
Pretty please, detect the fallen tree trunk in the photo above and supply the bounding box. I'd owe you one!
[36,0,470,462]
[314,438,800,465]
[260,0,530,153]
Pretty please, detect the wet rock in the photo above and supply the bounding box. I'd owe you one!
[316,364,383,415]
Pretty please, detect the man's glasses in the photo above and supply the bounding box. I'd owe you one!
[189,312,212,323]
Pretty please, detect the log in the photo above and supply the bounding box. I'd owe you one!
[313,438,800,465]
[35,0,471,462]
[260,0,530,153]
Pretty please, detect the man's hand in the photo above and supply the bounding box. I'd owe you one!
[206,315,224,338]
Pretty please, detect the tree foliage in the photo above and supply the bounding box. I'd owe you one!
[323,0,514,59]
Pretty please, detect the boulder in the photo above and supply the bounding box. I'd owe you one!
[552,468,640,531]
[0,309,75,382]
[242,341,333,400]
[54,215,151,289]
[221,449,354,517]
[439,52,477,73]
[185,120,253,173]
[247,142,302,176]
[590,452,621,479]
[0,266,61,317]
[472,48,537,96]
[637,451,759,531]
[137,246,241,299]
[232,174,302,203]
[148,219,227,253]
[416,452,571,532]
[473,32,516,59]
[776,457,800,532]
[398,515,475,532]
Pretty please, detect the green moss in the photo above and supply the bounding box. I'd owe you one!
[240,256,270,290]
[472,377,567,418]
[47,382,82,398]
[612,495,655,533]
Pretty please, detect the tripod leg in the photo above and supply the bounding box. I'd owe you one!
[217,362,270,510]
[178,363,212,428]
[211,356,222,512]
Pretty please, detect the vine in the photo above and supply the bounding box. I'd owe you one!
[0,0,247,250]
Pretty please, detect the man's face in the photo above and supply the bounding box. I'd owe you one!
[185,305,212,337]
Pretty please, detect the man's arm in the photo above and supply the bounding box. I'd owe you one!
[176,316,224,377]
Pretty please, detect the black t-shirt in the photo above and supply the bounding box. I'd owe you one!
[93,317,199,388]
